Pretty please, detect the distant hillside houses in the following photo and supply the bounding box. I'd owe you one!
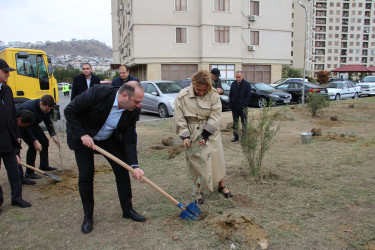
[52,54,113,72]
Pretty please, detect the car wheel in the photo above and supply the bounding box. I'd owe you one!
[297,96,303,104]
[158,104,169,118]
[257,97,268,108]
[353,92,359,99]
[335,94,341,101]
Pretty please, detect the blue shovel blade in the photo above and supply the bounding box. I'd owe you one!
[179,202,202,220]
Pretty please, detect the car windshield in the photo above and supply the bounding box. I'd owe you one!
[325,82,343,88]
[155,82,183,93]
[254,83,276,91]
[272,78,286,85]
[221,82,230,91]
[361,76,375,82]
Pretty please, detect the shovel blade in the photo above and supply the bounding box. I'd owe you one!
[43,172,62,182]
[179,202,202,220]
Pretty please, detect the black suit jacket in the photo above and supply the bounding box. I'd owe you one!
[0,83,21,152]
[64,85,140,166]
[71,73,100,101]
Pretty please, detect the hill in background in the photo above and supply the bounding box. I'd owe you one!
[31,40,112,58]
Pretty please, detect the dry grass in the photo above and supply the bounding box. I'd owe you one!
[1,97,375,249]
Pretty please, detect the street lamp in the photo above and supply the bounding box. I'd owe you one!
[298,0,307,104]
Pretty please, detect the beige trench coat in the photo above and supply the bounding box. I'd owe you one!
[174,85,226,191]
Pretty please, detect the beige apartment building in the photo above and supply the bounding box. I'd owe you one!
[292,0,375,78]
[111,0,292,83]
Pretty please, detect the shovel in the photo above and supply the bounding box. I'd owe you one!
[20,162,62,182]
[94,145,202,220]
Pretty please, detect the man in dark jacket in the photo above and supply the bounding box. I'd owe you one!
[18,95,60,179]
[0,58,31,208]
[64,82,146,234]
[71,63,100,101]
[112,65,139,87]
[229,71,252,142]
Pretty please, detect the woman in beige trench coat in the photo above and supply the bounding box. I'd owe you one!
[174,70,233,204]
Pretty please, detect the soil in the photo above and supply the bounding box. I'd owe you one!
[1,97,375,249]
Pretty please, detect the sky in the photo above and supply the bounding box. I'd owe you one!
[1,0,112,47]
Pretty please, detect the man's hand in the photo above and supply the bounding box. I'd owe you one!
[183,138,191,148]
[216,87,224,95]
[198,138,206,146]
[81,134,95,149]
[52,135,61,148]
[132,168,144,182]
[33,140,42,152]
[16,155,21,165]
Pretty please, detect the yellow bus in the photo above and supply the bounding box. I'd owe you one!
[0,48,59,104]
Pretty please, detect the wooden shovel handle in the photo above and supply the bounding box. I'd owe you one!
[20,162,47,174]
[94,145,180,207]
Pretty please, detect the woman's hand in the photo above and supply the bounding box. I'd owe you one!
[183,138,191,148]
[198,139,206,146]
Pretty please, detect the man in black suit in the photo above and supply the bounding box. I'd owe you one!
[0,59,31,208]
[71,63,100,101]
[64,81,146,234]
[229,71,252,142]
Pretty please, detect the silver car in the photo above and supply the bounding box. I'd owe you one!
[140,81,183,118]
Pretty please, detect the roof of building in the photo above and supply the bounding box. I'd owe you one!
[367,66,375,71]
[332,65,372,72]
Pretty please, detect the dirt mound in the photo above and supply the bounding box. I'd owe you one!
[313,120,343,127]
[38,164,113,199]
[206,213,268,248]
[168,145,184,159]
[323,133,357,143]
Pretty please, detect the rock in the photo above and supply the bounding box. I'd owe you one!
[226,122,233,129]
[348,104,355,108]
[330,115,338,121]
[311,128,321,136]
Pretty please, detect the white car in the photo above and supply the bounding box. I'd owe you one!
[357,76,375,96]
[320,80,361,100]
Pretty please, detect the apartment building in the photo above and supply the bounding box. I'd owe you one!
[111,0,292,83]
[292,0,375,78]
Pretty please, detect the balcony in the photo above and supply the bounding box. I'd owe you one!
[342,19,349,25]
[340,57,347,63]
[341,34,348,40]
[315,49,325,55]
[364,19,370,25]
[341,49,347,56]
[316,18,326,24]
[315,34,326,40]
[316,3,327,8]
[342,27,348,33]
[343,11,349,17]
[315,26,326,32]
[363,34,369,40]
[362,57,368,63]
[314,64,325,70]
[363,50,368,56]
[363,42,369,48]
[315,41,326,47]
[365,3,371,9]
[316,10,327,17]
[341,42,347,48]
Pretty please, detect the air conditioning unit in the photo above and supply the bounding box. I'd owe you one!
[248,45,256,51]
[249,15,256,21]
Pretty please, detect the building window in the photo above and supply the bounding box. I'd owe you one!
[210,64,235,78]
[214,0,230,11]
[250,31,259,45]
[176,27,187,43]
[175,0,187,11]
[250,1,260,16]
[214,26,230,43]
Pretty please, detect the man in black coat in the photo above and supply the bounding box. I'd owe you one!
[71,63,100,101]
[0,59,31,208]
[64,81,146,234]
[229,71,252,142]
[17,95,60,179]
[111,65,139,87]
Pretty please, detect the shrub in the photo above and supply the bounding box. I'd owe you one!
[306,92,330,117]
[316,71,330,85]
[239,107,281,177]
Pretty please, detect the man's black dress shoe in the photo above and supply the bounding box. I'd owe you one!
[123,209,146,222]
[25,172,41,179]
[11,198,31,208]
[22,178,36,185]
[81,218,93,234]
[231,137,239,142]
[40,166,57,171]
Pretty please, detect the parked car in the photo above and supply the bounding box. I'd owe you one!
[270,78,307,87]
[274,81,324,103]
[176,78,231,111]
[249,82,292,108]
[140,81,182,118]
[357,76,375,96]
[221,82,231,96]
[320,80,361,100]
[221,78,236,86]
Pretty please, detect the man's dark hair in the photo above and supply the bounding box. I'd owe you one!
[40,95,55,107]
[119,81,143,97]
[17,110,35,125]
[119,65,130,71]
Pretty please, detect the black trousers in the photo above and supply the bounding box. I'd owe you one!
[74,136,133,219]
[232,108,248,138]
[22,125,50,174]
[0,151,23,204]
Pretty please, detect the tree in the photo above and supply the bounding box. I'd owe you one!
[282,65,303,78]
[316,70,330,85]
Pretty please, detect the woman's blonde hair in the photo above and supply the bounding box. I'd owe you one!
[191,70,213,92]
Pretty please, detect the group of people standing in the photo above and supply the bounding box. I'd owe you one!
[1,57,252,235]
